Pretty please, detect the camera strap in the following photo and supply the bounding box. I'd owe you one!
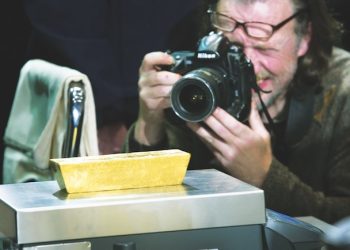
[256,90,277,138]
[285,89,315,145]
[256,86,315,148]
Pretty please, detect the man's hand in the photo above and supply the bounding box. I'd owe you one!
[135,52,181,145]
[187,101,272,187]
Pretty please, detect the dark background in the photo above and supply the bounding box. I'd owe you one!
[1,1,31,184]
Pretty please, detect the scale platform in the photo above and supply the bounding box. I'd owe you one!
[0,169,265,250]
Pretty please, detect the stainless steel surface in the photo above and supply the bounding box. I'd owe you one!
[0,169,265,245]
[23,241,91,250]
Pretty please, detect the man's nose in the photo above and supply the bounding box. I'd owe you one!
[224,29,260,71]
[244,48,262,76]
[243,47,257,63]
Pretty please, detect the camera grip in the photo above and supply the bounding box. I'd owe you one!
[159,51,195,74]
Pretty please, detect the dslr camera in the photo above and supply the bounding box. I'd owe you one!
[166,31,256,122]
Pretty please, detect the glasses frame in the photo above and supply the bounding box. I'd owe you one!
[207,8,308,40]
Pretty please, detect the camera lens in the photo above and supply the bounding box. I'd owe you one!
[171,67,224,122]
[179,84,207,114]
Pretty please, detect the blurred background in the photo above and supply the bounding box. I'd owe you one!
[0,0,349,185]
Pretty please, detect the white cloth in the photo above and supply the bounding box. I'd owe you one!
[3,59,99,183]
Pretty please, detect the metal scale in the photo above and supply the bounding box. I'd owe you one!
[0,169,265,250]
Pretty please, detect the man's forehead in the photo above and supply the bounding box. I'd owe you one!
[217,0,293,9]
[218,0,290,4]
[234,0,269,3]
[217,0,294,21]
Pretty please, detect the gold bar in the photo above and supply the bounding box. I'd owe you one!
[49,149,191,193]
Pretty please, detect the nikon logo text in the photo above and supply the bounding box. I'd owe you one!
[198,53,216,59]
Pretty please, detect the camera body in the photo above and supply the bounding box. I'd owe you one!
[167,31,255,122]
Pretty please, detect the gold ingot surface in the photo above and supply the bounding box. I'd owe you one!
[50,149,191,194]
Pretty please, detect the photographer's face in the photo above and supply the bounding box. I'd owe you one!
[216,0,310,118]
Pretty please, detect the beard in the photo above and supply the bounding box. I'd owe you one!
[254,90,284,111]
[253,79,290,122]
[253,62,297,121]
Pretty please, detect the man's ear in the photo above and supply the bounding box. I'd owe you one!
[297,22,312,57]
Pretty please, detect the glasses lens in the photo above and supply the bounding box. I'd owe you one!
[211,13,235,32]
[245,23,273,38]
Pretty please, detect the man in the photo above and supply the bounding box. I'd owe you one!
[123,0,350,224]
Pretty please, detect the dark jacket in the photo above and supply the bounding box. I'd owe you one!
[123,47,350,224]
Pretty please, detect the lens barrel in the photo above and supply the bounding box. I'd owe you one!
[171,67,225,122]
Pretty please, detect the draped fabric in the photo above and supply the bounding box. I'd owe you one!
[3,59,99,183]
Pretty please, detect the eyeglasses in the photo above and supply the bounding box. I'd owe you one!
[208,8,307,40]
